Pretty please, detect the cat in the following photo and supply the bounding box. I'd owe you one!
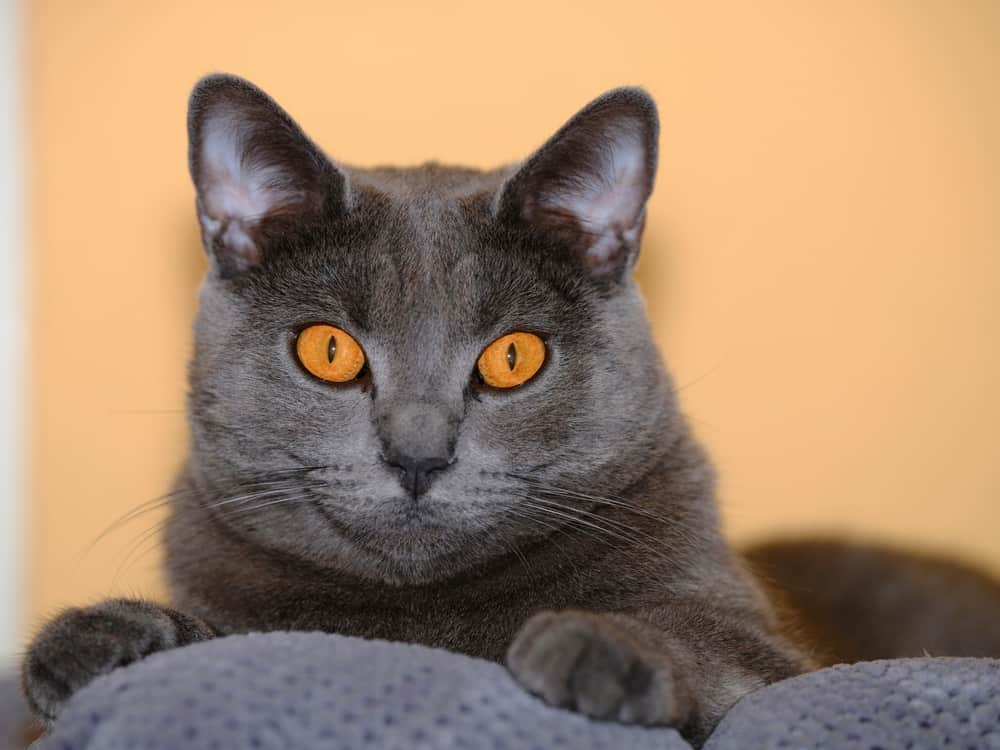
[746,538,1000,666]
[21,74,998,747]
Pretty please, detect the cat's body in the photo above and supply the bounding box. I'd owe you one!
[22,75,999,746]
[748,539,1000,667]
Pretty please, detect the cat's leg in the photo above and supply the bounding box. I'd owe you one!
[507,606,804,746]
[22,598,217,728]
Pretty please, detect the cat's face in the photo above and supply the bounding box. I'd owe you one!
[185,76,676,584]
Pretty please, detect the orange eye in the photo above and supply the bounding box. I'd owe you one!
[477,332,546,389]
[296,324,366,383]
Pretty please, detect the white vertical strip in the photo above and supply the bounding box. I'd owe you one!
[0,0,25,661]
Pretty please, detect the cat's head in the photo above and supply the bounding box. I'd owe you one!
[184,74,681,584]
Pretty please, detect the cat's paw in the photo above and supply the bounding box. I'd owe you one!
[507,610,682,725]
[22,599,213,727]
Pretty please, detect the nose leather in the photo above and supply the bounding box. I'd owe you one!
[383,453,451,498]
[377,400,456,498]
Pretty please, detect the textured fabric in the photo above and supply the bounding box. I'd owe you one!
[35,632,687,750]
[27,632,1000,750]
[706,657,1000,750]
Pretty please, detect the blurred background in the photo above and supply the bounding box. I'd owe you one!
[1,0,998,661]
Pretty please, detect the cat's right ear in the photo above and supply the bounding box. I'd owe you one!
[495,88,659,282]
[187,74,349,278]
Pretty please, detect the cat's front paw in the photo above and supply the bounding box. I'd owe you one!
[507,610,684,726]
[22,599,213,727]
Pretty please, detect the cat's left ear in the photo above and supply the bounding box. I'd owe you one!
[495,88,658,280]
[187,74,349,277]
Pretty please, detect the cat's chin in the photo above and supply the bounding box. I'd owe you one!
[297,486,546,586]
[318,510,511,586]
[332,537,486,587]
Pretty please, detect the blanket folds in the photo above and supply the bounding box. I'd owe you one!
[10,632,998,750]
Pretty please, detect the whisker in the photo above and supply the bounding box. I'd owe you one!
[221,492,319,518]
[672,361,724,394]
[496,505,579,575]
[509,474,673,524]
[81,491,185,558]
[510,501,628,554]
[111,517,173,587]
[204,483,325,512]
[523,480,709,549]
[514,494,683,570]
[109,476,325,582]
[522,494,661,541]
[514,495,643,547]
[89,466,328,556]
[522,492,701,565]
[495,532,533,580]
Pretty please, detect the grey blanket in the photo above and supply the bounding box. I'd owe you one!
[9,632,999,749]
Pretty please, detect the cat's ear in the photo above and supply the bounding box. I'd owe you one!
[495,88,658,280]
[187,74,349,277]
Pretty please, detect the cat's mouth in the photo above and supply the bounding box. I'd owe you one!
[310,493,512,584]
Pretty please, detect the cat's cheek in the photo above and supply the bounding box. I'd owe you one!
[506,610,688,727]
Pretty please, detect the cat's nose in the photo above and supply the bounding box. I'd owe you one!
[383,452,452,499]
[376,400,458,499]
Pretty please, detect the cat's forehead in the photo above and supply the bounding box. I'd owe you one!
[256,171,547,340]
[350,167,540,307]
[356,164,506,277]
[362,187,491,304]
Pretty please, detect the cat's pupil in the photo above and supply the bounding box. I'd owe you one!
[327,335,337,364]
[506,343,517,371]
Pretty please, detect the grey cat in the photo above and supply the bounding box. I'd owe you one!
[25,75,997,746]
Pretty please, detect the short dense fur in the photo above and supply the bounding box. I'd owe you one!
[746,539,1000,667]
[25,75,997,745]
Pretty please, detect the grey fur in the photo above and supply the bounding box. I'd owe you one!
[23,75,804,744]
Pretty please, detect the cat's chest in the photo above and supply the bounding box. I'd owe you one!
[304,597,527,662]
[180,561,598,662]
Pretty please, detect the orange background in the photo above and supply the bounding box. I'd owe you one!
[27,1,1000,628]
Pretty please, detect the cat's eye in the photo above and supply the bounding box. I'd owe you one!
[477,332,546,389]
[296,324,367,383]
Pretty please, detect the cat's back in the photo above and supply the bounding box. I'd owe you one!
[745,538,1000,666]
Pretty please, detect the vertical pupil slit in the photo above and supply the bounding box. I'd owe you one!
[327,335,337,364]
[506,342,517,371]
